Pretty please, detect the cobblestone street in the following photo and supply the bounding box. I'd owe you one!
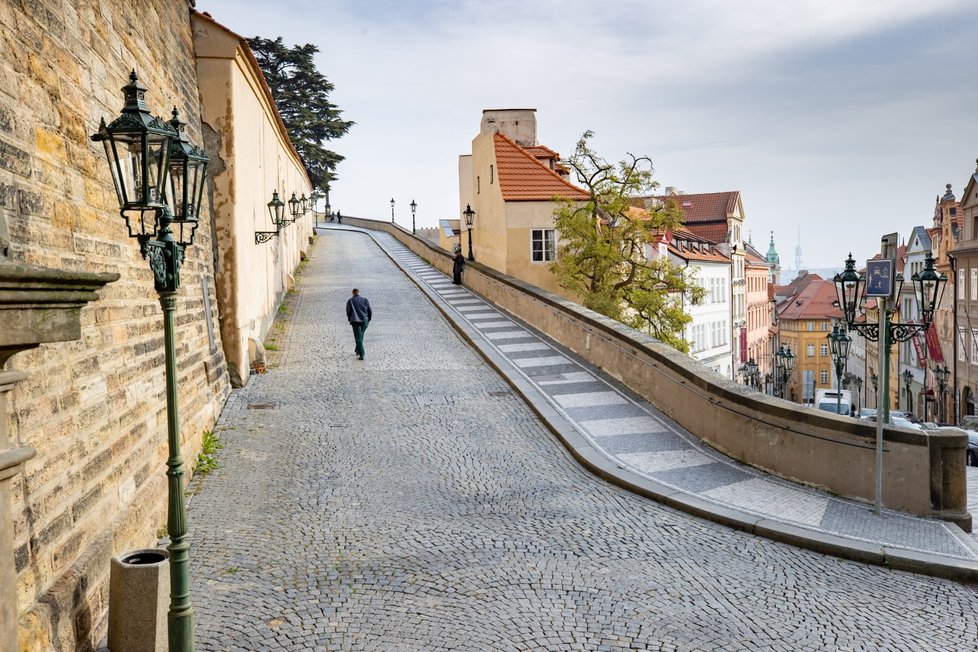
[187,231,978,651]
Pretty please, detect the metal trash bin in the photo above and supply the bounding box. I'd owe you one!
[107,549,169,652]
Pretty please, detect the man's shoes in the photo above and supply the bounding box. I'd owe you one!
[358,355,364,360]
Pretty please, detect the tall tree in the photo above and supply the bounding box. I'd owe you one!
[248,36,353,192]
[551,131,705,353]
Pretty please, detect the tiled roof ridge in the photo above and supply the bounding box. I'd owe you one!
[493,132,589,200]
[192,10,311,187]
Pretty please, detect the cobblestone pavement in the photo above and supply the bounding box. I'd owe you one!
[379,236,978,564]
[188,230,978,651]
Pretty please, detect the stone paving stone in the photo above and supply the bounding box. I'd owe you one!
[704,478,829,526]
[187,230,978,651]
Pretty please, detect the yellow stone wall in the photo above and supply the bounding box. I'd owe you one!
[0,1,231,649]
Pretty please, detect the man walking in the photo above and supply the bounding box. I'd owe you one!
[346,288,372,360]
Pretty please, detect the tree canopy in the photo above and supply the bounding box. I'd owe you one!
[551,131,705,353]
[248,36,353,192]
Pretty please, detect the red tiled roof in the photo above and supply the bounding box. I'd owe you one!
[656,226,730,263]
[524,145,560,160]
[494,133,590,202]
[663,191,740,223]
[684,222,728,243]
[777,278,841,321]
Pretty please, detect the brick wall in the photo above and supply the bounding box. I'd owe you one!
[0,1,230,649]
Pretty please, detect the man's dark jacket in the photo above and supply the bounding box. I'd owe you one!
[346,295,372,323]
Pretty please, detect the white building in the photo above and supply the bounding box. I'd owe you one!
[656,229,733,378]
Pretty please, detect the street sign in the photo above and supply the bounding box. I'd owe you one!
[865,259,894,298]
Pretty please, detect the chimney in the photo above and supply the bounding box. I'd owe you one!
[480,109,538,147]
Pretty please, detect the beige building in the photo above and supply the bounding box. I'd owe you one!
[459,109,588,298]
[0,3,318,648]
[193,12,315,387]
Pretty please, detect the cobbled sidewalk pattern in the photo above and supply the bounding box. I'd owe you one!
[186,229,978,651]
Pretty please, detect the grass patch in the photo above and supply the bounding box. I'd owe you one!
[194,430,223,476]
[278,303,288,314]
[264,342,279,351]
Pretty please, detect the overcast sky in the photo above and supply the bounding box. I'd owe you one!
[198,0,978,269]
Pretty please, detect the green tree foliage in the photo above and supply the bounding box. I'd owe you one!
[248,36,353,192]
[551,131,705,353]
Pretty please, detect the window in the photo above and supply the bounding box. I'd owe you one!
[807,344,815,356]
[821,322,829,331]
[807,322,814,332]
[960,328,968,362]
[959,269,966,300]
[973,329,978,364]
[820,370,829,384]
[972,269,977,301]
[530,229,556,262]
[489,165,494,184]
[820,343,828,356]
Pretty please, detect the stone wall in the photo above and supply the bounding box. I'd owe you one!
[344,216,970,530]
[0,1,230,649]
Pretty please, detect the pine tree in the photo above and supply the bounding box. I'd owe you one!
[552,131,705,353]
[248,36,353,193]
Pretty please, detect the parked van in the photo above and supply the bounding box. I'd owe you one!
[814,389,852,415]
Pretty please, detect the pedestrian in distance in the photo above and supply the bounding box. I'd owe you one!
[452,247,465,285]
[346,288,372,360]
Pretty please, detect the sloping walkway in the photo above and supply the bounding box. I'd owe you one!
[184,228,978,651]
[330,225,978,579]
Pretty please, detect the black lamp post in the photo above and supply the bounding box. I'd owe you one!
[91,71,210,652]
[288,192,301,223]
[934,364,950,423]
[299,194,309,215]
[828,324,851,415]
[902,369,913,412]
[390,197,395,223]
[834,248,946,514]
[255,191,287,244]
[463,203,475,262]
[410,199,417,235]
[739,357,759,389]
[775,345,794,399]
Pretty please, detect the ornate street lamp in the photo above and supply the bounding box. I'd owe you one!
[255,190,288,244]
[775,345,794,399]
[288,192,301,223]
[390,197,395,223]
[255,190,287,244]
[828,324,851,415]
[299,193,309,215]
[410,199,417,235]
[834,244,946,514]
[91,71,209,651]
[902,369,913,412]
[738,357,759,389]
[934,364,950,423]
[463,203,475,262]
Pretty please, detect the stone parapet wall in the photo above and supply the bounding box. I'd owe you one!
[344,216,970,529]
[1,1,230,649]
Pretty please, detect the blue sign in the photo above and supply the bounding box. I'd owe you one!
[865,259,894,297]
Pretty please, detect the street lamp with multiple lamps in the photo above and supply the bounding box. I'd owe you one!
[774,345,794,399]
[934,364,950,423]
[738,357,760,389]
[91,71,210,652]
[410,199,417,235]
[834,248,946,514]
[827,324,851,415]
[463,203,475,262]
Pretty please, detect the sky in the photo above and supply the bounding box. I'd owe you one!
[197,0,978,270]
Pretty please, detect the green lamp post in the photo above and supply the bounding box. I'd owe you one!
[92,71,210,652]
[827,324,851,415]
[834,249,946,514]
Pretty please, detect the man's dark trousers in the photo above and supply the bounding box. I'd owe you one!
[352,321,368,359]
